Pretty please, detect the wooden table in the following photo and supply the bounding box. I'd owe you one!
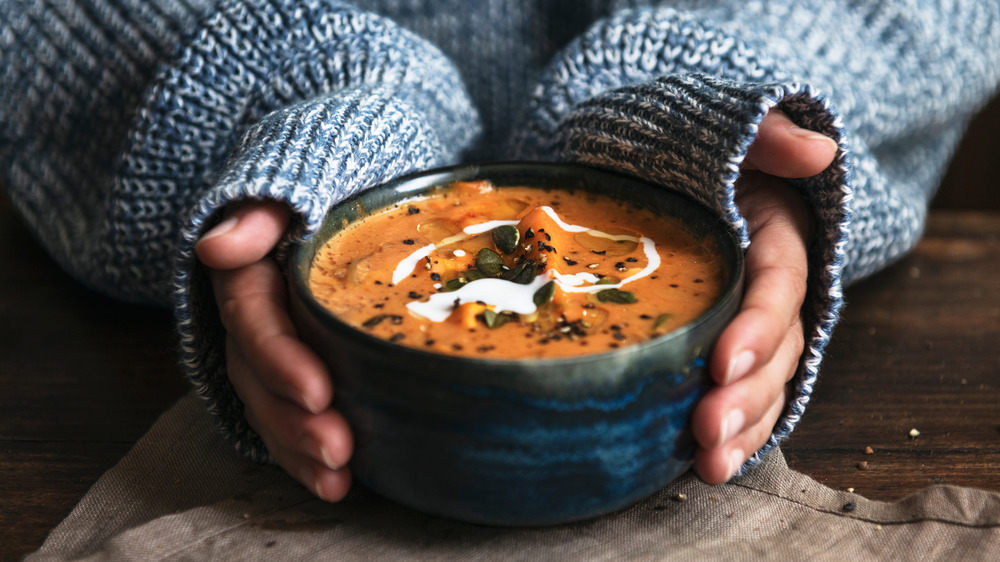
[3,100,999,560]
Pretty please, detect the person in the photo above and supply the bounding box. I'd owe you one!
[2,0,998,504]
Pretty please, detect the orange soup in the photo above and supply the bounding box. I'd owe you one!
[307,180,724,359]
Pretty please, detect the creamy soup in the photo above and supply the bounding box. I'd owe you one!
[307,180,724,359]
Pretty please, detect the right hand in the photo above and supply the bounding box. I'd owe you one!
[195,201,354,501]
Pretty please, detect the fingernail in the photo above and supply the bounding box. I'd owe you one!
[790,125,838,147]
[727,449,746,480]
[300,392,322,414]
[719,409,745,446]
[200,215,238,242]
[724,350,755,385]
[303,436,339,470]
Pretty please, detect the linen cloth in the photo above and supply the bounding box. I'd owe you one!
[29,394,1000,561]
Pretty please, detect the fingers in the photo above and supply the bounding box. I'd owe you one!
[692,317,802,483]
[742,110,838,179]
[713,175,811,387]
[231,343,353,501]
[692,176,812,483]
[230,340,353,501]
[207,256,352,501]
[211,260,333,412]
[196,199,292,270]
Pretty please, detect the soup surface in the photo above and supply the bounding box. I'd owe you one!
[308,180,724,359]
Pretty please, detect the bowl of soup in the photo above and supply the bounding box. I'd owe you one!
[287,162,744,526]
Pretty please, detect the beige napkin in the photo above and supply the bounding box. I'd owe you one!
[28,394,1000,561]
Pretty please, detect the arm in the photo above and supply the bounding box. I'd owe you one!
[2,0,480,496]
[510,1,1000,480]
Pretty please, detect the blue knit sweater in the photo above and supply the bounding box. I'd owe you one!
[3,0,998,469]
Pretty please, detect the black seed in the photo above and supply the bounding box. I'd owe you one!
[403,239,415,245]
[626,257,638,262]
[430,272,441,281]
[525,227,535,239]
[842,502,856,512]
[563,257,578,266]
[407,207,420,214]
[408,291,421,299]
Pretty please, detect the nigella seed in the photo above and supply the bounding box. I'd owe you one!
[407,206,420,214]
[842,502,856,512]
[430,272,441,281]
[563,257,578,266]
[626,257,638,262]
[403,239,415,245]
[408,291,422,299]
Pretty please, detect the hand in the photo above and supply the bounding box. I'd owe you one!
[691,110,838,483]
[195,200,353,501]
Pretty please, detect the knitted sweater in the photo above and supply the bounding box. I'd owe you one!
[3,0,998,469]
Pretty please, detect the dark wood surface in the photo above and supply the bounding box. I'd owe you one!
[3,96,999,559]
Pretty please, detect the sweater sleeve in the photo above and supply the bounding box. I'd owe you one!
[165,3,480,460]
[510,1,1000,471]
[2,0,480,460]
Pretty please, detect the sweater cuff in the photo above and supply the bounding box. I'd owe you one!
[173,85,472,462]
[551,74,853,472]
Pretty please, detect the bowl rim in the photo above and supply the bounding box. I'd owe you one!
[289,161,745,368]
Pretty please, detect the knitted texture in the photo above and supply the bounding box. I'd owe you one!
[3,0,999,465]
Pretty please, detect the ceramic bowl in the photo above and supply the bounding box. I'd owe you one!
[288,162,744,526]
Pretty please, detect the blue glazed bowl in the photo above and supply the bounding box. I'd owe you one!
[288,162,744,526]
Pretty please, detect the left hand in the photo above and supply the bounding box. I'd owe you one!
[690,109,837,483]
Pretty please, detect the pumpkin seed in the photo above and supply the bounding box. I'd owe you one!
[596,288,637,304]
[533,280,556,307]
[476,247,505,277]
[492,224,520,254]
[481,309,511,329]
[652,313,674,331]
[443,277,467,292]
[362,314,390,328]
[504,260,537,284]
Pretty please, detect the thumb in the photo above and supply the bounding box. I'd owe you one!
[195,200,291,270]
[742,109,839,179]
